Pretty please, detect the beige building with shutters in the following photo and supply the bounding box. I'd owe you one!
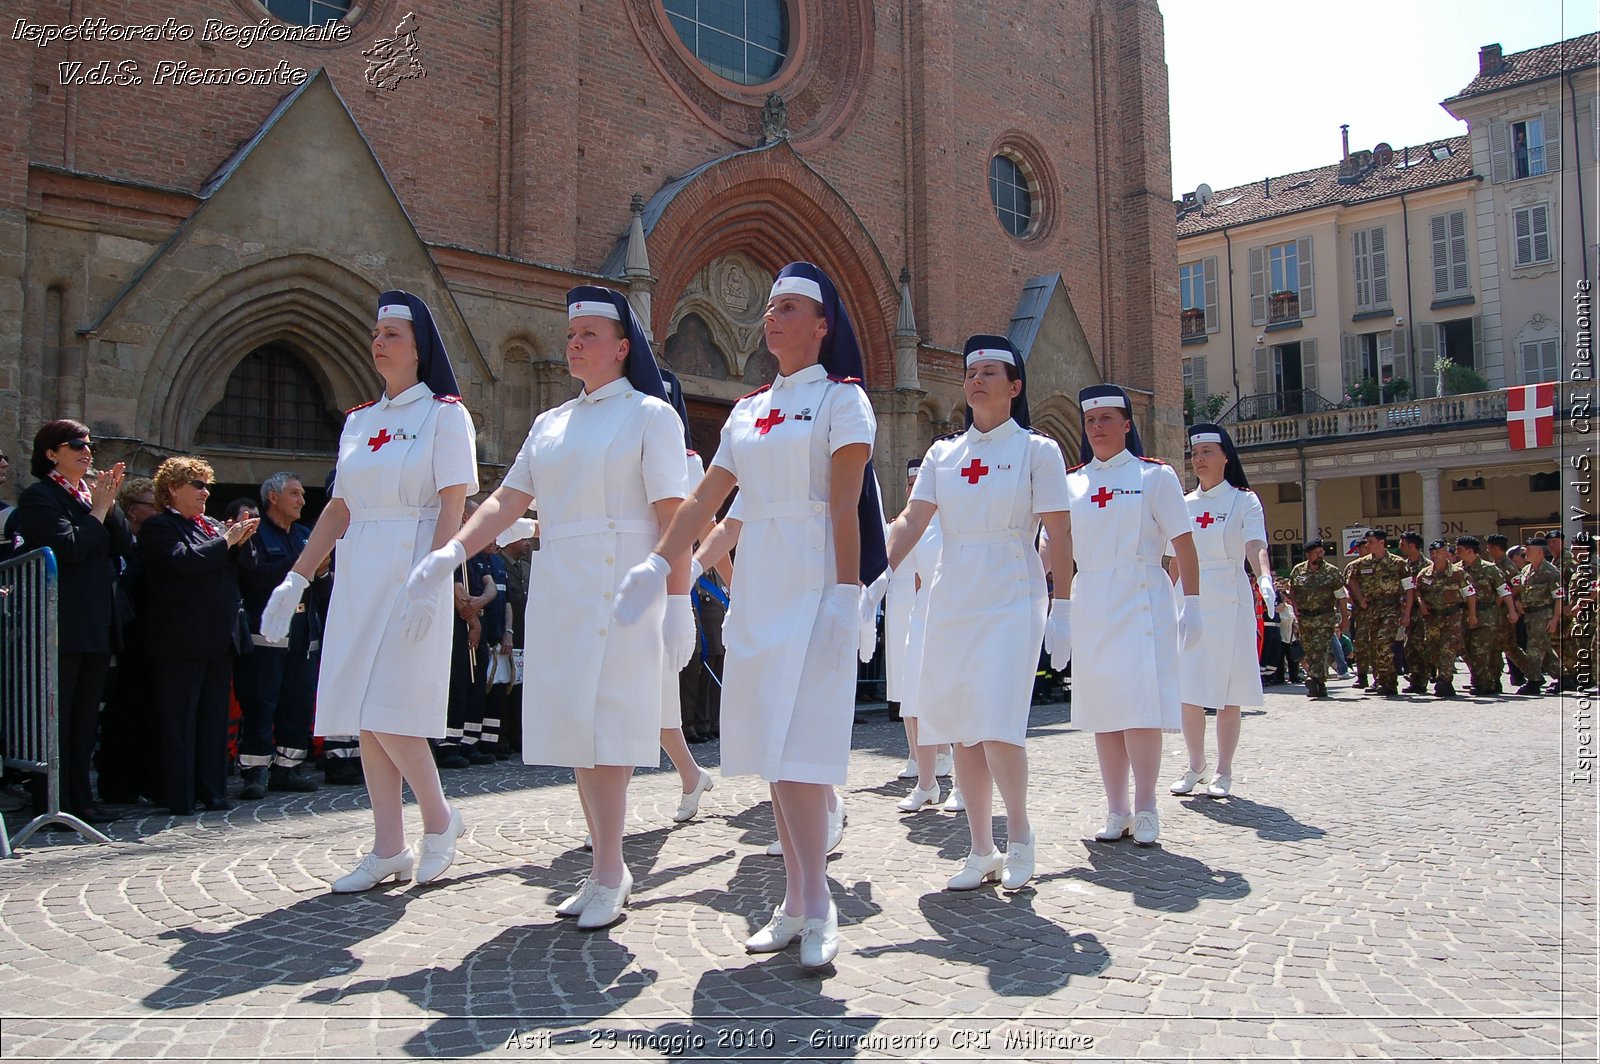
[1175,31,1597,571]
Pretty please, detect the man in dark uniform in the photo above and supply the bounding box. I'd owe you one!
[487,519,533,756]
[1288,538,1349,699]
[234,472,322,798]
[1456,535,1517,695]
[1348,529,1414,697]
[1397,531,1430,693]
[438,500,498,767]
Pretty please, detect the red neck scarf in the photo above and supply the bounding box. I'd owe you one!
[168,507,221,539]
[49,471,92,510]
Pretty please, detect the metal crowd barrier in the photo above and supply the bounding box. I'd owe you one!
[0,547,111,854]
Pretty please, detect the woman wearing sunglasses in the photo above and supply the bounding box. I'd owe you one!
[138,457,260,815]
[14,420,132,824]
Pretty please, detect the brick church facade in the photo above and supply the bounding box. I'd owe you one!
[0,0,1180,506]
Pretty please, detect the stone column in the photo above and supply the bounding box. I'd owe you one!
[1419,467,1442,543]
[1304,477,1320,543]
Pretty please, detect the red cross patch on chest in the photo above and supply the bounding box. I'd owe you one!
[754,410,785,436]
[960,459,990,484]
[368,429,394,452]
[1090,486,1115,508]
[1195,511,1226,528]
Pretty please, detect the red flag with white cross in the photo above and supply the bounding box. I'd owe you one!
[1505,383,1554,449]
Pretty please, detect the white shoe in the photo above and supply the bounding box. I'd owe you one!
[583,833,592,851]
[934,750,954,778]
[764,839,784,856]
[577,867,631,930]
[897,757,918,780]
[554,877,599,917]
[414,808,464,885]
[1133,810,1160,846]
[1094,812,1133,842]
[1207,774,1233,798]
[1169,763,1209,796]
[673,769,715,823]
[946,849,1005,890]
[826,798,845,853]
[942,786,965,813]
[744,905,806,952]
[799,902,840,968]
[331,847,413,893]
[897,784,940,812]
[1001,835,1036,890]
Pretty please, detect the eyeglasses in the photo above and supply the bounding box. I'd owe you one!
[62,439,93,452]
[187,479,213,492]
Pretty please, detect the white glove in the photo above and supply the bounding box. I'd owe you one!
[689,557,704,585]
[665,594,695,671]
[259,571,309,645]
[400,595,438,645]
[817,584,859,673]
[614,552,670,626]
[1179,594,1204,651]
[406,540,466,604]
[858,568,891,663]
[1258,574,1277,618]
[1044,599,1072,670]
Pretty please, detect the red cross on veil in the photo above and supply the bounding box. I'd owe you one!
[960,459,990,484]
[367,429,394,452]
[754,410,785,436]
[1090,486,1114,508]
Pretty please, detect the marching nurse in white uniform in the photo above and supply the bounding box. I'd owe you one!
[1063,384,1201,848]
[260,290,478,892]
[403,286,693,930]
[867,335,1071,890]
[614,261,888,969]
[1168,423,1270,801]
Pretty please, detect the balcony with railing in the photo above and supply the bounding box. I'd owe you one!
[1266,290,1299,324]
[1180,307,1206,339]
[1227,389,1509,448]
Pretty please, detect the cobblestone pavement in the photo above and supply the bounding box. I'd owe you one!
[0,676,1595,1062]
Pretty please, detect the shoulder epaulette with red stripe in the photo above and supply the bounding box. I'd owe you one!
[1136,455,1170,466]
[738,384,772,400]
[934,430,963,443]
[686,449,700,458]
[345,399,378,415]
[1065,461,1088,475]
[434,394,462,404]
[827,375,862,385]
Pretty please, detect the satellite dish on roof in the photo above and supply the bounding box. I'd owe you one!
[1195,183,1214,208]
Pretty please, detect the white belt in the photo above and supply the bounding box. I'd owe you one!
[347,506,438,523]
[942,529,1029,546]
[1076,554,1164,573]
[1200,560,1244,570]
[539,517,658,542]
[739,499,827,522]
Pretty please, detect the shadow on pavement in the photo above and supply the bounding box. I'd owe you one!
[1058,843,1249,912]
[1178,794,1328,842]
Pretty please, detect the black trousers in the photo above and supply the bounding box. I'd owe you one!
[234,627,318,769]
[443,619,487,747]
[97,645,156,803]
[153,655,233,813]
[57,651,111,814]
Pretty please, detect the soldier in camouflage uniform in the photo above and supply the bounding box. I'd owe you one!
[1288,538,1350,699]
[1455,535,1518,695]
[1346,529,1415,697]
[1397,532,1431,693]
[1501,542,1531,686]
[1412,540,1478,698]
[1548,529,1582,690]
[1512,536,1566,694]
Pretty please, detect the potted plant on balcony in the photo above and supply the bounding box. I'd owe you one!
[1344,376,1380,407]
[1181,307,1205,335]
[1440,362,1490,396]
[1381,378,1411,403]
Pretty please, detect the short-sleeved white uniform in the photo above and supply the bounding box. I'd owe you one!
[503,377,688,768]
[1064,448,1192,732]
[910,420,1069,746]
[709,362,875,784]
[1177,481,1266,708]
[317,382,479,737]
[885,515,941,712]
[660,453,705,729]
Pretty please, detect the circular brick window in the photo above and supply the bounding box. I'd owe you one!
[664,0,790,86]
[990,154,1033,238]
[987,136,1056,243]
[261,0,351,25]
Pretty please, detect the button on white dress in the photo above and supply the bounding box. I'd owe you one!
[886,515,941,717]
[910,420,1069,747]
[1176,482,1266,708]
[316,382,479,738]
[1064,449,1192,732]
[709,362,875,784]
[503,377,688,768]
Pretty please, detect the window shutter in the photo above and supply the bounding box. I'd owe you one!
[1418,324,1438,398]
[1391,327,1409,383]
[1448,211,1469,292]
[1352,230,1371,309]
[1471,314,1483,375]
[1489,120,1510,183]
[1514,207,1534,265]
[1341,332,1361,394]
[1203,256,1219,333]
[1254,345,1272,396]
[1301,339,1319,397]
[1249,247,1266,325]
[1191,354,1208,397]
[1531,204,1551,262]
[1431,214,1450,294]
[1542,107,1562,172]
[1296,236,1315,317]
[1371,226,1389,306]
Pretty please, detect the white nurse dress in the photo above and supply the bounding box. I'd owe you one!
[709,362,875,785]
[316,382,479,738]
[1176,481,1266,709]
